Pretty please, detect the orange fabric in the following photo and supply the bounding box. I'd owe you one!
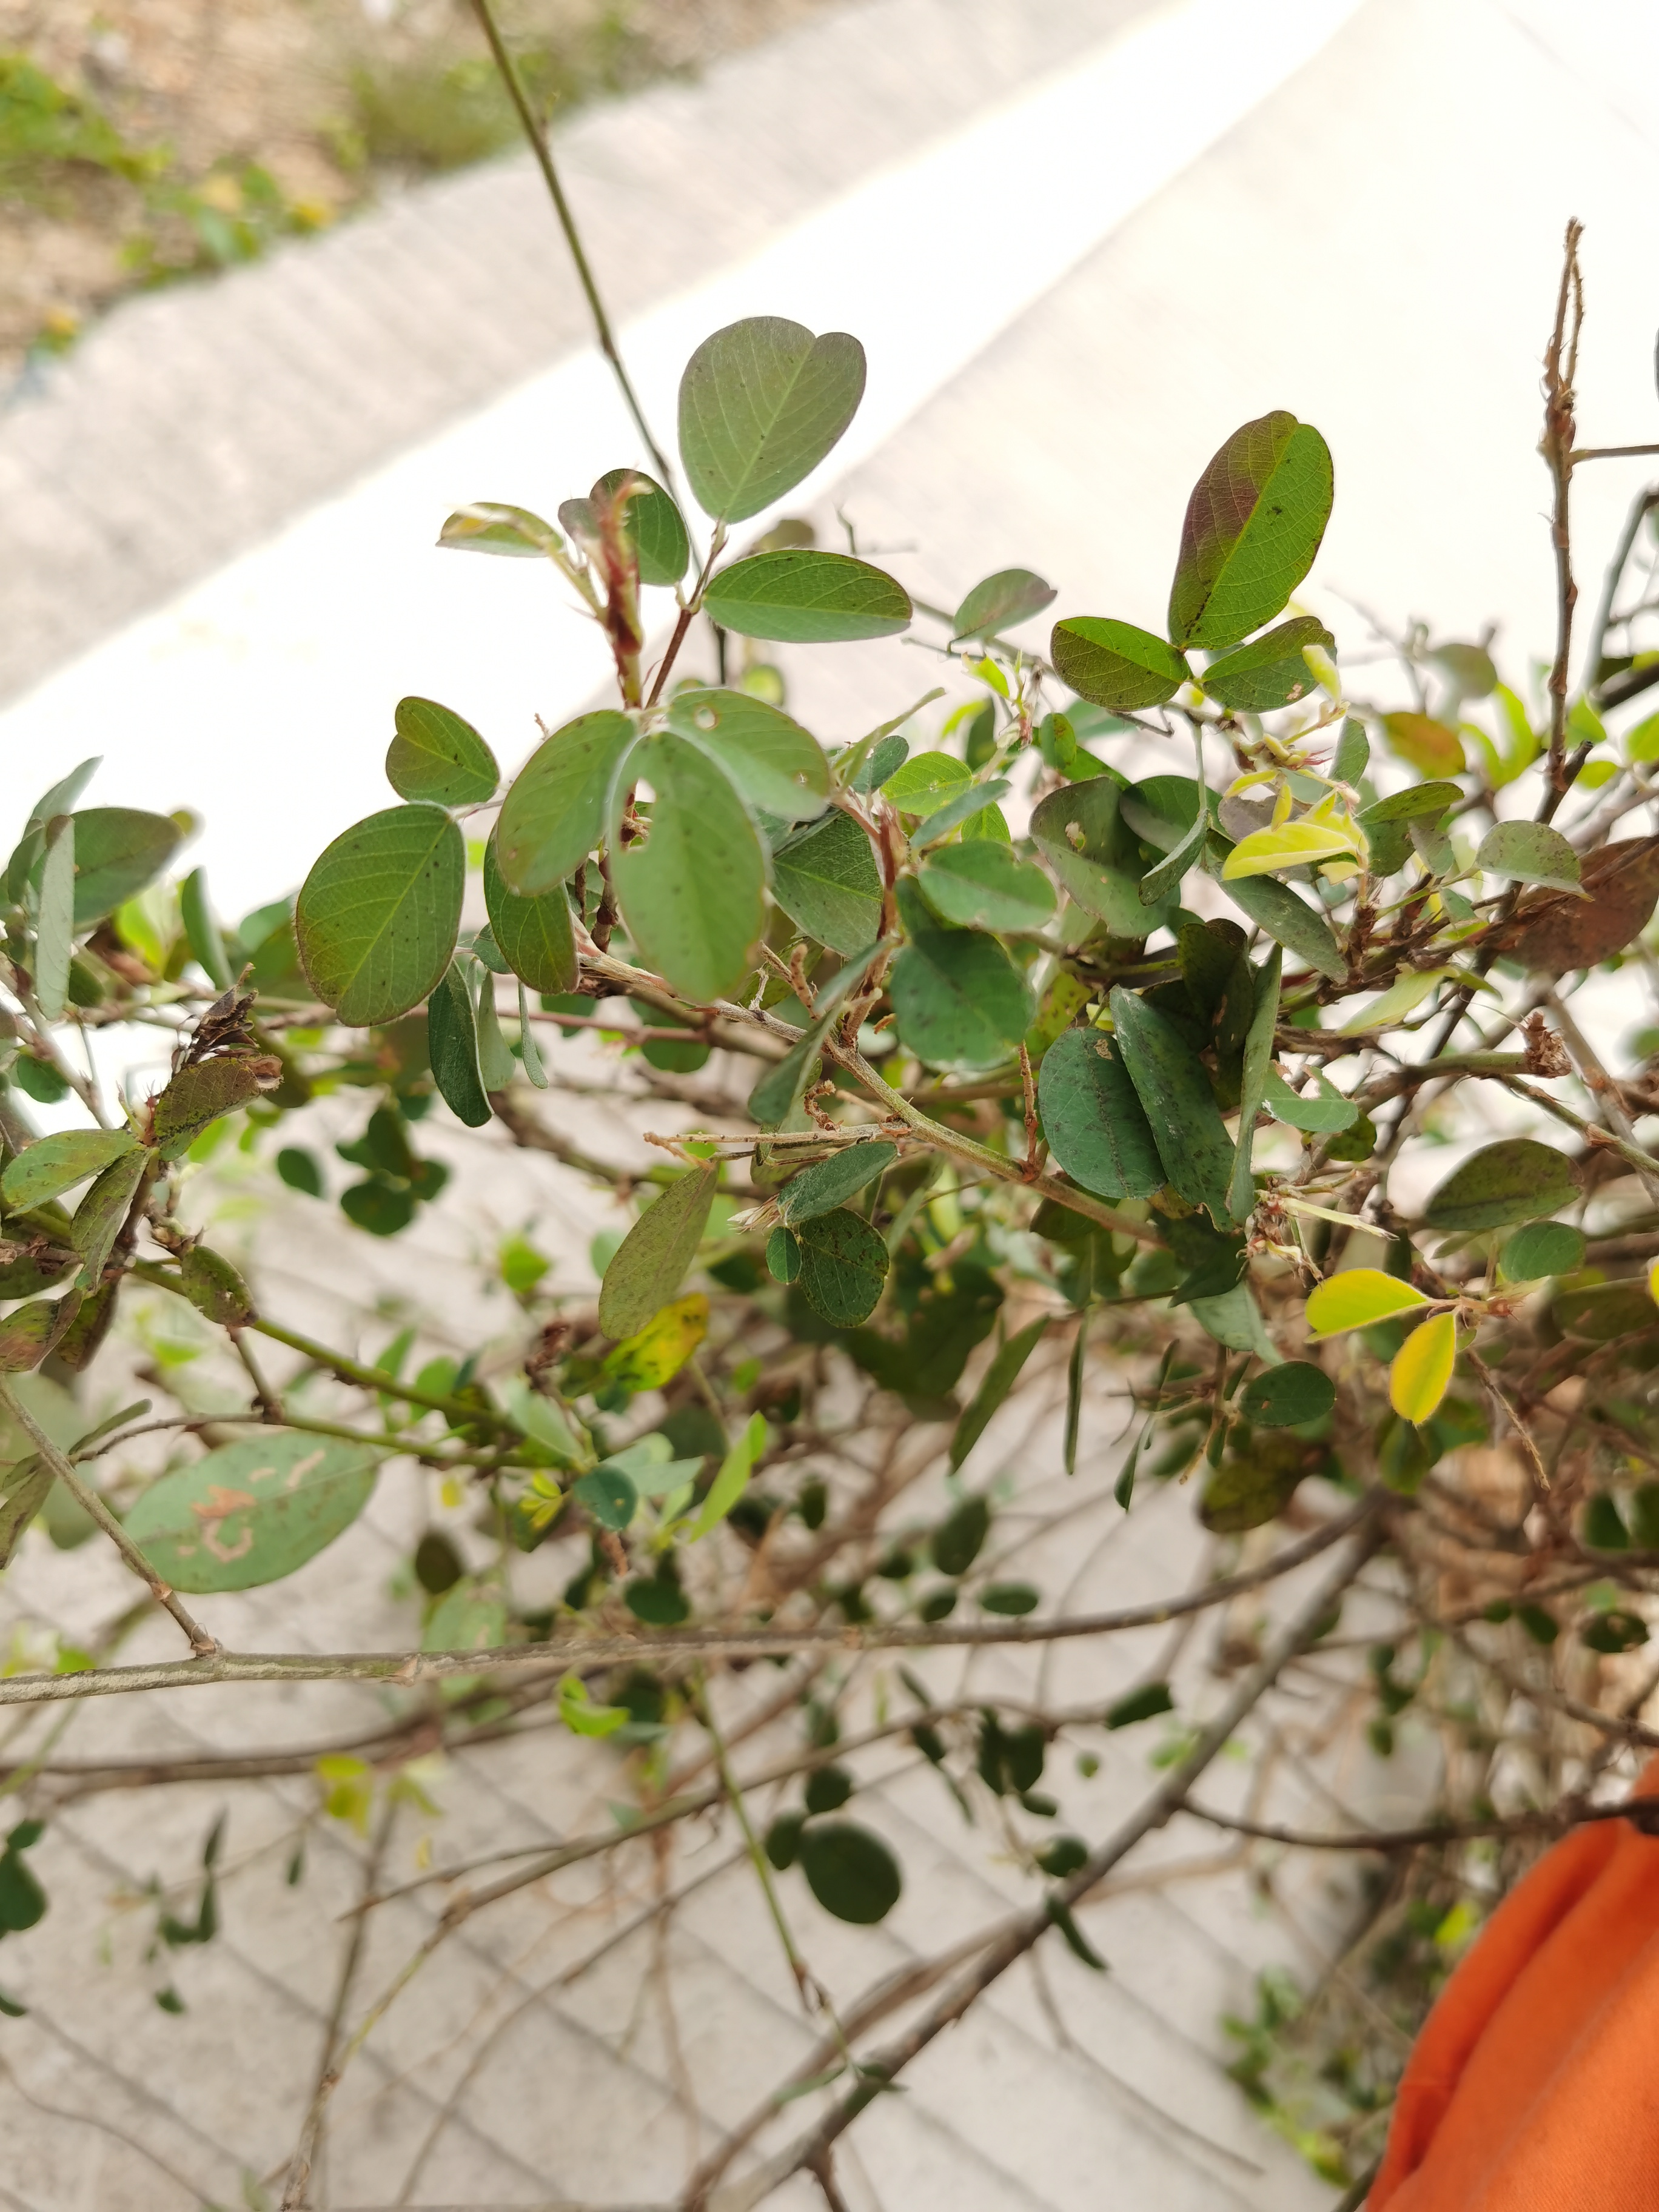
[1371,1758,1659,2210]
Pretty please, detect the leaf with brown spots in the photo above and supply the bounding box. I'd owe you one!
[1496,837,1659,973]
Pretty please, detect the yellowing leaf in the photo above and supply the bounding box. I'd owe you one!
[599,1294,709,1392]
[1222,820,1361,878]
[1384,712,1466,776]
[1389,1311,1456,1423]
[1648,1256,1659,1308]
[1335,967,1451,1035]
[1305,1268,1430,1337]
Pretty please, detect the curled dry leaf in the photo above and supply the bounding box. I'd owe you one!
[1495,836,1659,973]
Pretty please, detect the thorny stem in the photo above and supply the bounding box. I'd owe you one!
[0,1375,219,1658]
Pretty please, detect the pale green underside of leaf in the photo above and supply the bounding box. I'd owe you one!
[386,697,500,807]
[702,551,912,643]
[665,688,830,822]
[953,568,1056,641]
[678,317,866,522]
[483,833,577,996]
[598,1164,717,1339]
[124,1433,378,1592]
[495,711,638,898]
[295,804,463,1027]
[614,735,768,1001]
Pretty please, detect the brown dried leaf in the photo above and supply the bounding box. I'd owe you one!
[1496,836,1659,973]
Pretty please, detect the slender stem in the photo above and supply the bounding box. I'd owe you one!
[466,0,676,494]
[1583,483,1659,688]
[0,1497,1379,1709]
[1541,220,1584,802]
[0,1376,218,1657]
[1572,443,1659,462]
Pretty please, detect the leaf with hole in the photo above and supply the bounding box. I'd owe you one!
[1107,987,1235,1222]
[665,688,828,822]
[573,1466,637,1532]
[1239,1361,1335,1429]
[678,317,865,521]
[614,734,767,1001]
[793,1207,889,1326]
[1476,820,1583,895]
[591,466,689,585]
[124,1433,377,1592]
[1037,1027,1162,1200]
[703,551,911,643]
[495,711,638,897]
[296,805,462,1026]
[598,1164,718,1341]
[1423,1139,1580,1235]
[953,569,1056,640]
[797,1820,901,1925]
[890,886,1034,1071]
[779,1142,896,1227]
[1030,781,1170,937]
[918,842,1055,934]
[69,808,183,927]
[385,697,498,807]
[1051,618,1190,711]
[1201,617,1335,711]
[2,1131,138,1212]
[770,810,883,956]
[1305,1268,1430,1336]
[483,831,576,996]
[1167,411,1333,649]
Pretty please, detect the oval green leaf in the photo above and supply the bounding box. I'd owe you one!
[794,1206,890,1326]
[679,317,865,522]
[1037,1027,1162,1200]
[778,1142,897,1227]
[891,889,1034,1073]
[798,1819,901,1925]
[702,551,911,643]
[483,831,576,996]
[880,751,971,815]
[1262,1068,1358,1133]
[1051,617,1190,711]
[1200,617,1334,712]
[386,697,499,807]
[1500,1221,1586,1281]
[1107,987,1236,1223]
[1167,412,1334,650]
[495,710,638,898]
[770,810,883,955]
[1,1130,138,1212]
[438,501,561,557]
[953,568,1056,641]
[1476,820,1583,895]
[1239,1361,1335,1429]
[598,1164,718,1341]
[917,842,1056,934]
[70,808,184,927]
[124,1433,378,1593]
[296,804,463,1026]
[614,734,767,1001]
[592,466,689,586]
[1422,1138,1581,1235]
[427,959,491,1128]
[665,688,829,822]
[950,1315,1049,1472]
